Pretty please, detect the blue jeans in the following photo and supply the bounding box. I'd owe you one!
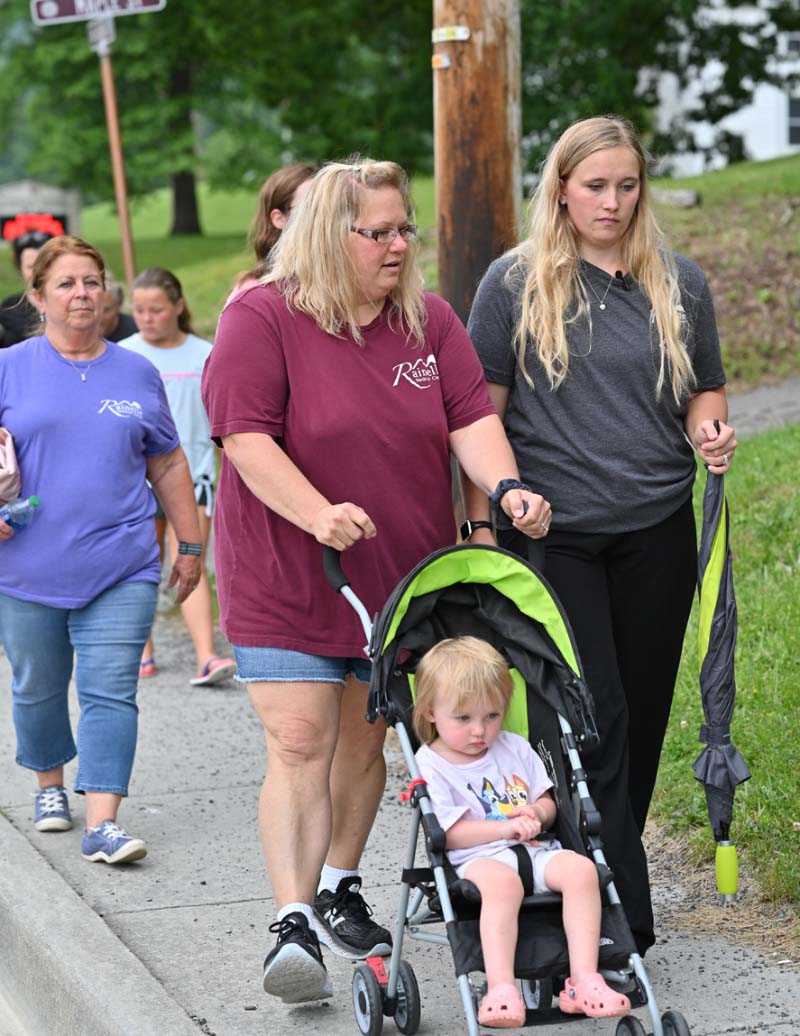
[0,580,157,795]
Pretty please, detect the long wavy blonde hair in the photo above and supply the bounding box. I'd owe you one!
[265,158,426,346]
[512,116,694,401]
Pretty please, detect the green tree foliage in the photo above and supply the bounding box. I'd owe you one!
[0,0,432,231]
[1,0,798,232]
[520,0,800,171]
[202,1,433,186]
[0,0,253,231]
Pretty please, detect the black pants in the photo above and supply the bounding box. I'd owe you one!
[501,497,697,953]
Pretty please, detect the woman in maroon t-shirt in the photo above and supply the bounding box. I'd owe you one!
[202,158,551,1005]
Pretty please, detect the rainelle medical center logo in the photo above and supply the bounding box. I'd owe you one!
[391,353,439,389]
[98,399,144,419]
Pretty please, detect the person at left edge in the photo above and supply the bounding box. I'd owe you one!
[202,157,551,1004]
[0,236,201,864]
[0,229,54,347]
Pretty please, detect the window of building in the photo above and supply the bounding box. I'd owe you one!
[790,96,800,145]
[787,32,800,55]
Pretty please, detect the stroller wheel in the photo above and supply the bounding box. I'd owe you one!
[352,964,384,1036]
[393,960,421,1035]
[662,1009,692,1035]
[615,1017,647,1036]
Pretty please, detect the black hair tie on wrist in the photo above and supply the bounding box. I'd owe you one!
[177,542,202,556]
[488,478,532,511]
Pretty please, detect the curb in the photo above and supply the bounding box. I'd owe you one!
[0,813,199,1036]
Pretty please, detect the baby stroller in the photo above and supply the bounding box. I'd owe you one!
[323,542,693,1036]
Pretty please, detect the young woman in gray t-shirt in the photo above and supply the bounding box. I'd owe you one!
[464,115,737,958]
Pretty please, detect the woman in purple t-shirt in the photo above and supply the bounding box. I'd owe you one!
[202,158,552,1005]
[0,236,202,867]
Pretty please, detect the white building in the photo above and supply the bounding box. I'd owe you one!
[656,7,800,177]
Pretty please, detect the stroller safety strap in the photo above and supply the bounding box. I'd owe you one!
[509,844,535,897]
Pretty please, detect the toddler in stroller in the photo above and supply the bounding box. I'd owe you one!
[414,635,630,1027]
[324,541,695,1036]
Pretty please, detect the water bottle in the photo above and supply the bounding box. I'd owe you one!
[0,495,40,530]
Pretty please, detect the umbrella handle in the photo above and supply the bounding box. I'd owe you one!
[715,841,738,904]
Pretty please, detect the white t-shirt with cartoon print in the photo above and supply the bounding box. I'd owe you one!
[415,730,559,870]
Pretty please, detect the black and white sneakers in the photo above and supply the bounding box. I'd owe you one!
[313,876,393,959]
[262,912,332,1004]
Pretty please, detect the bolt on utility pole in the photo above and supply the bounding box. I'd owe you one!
[432,0,522,324]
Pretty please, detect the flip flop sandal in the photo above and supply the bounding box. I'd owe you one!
[190,656,236,687]
[478,983,526,1028]
[139,658,158,678]
[559,973,631,1018]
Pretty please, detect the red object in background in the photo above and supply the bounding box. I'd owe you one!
[1,213,66,241]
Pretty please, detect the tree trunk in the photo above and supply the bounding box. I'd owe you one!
[170,170,202,237]
[168,63,203,236]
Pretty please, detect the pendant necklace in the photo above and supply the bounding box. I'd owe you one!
[582,272,615,311]
[67,358,93,382]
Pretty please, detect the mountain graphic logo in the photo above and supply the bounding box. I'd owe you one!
[391,353,439,389]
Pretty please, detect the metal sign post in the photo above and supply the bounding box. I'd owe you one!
[91,20,137,290]
[30,0,167,292]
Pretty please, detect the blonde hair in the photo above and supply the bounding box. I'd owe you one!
[413,637,514,745]
[265,157,426,346]
[512,116,694,402]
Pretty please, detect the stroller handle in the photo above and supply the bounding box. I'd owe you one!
[323,546,350,592]
[322,546,374,650]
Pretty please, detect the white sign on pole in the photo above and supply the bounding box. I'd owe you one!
[31,0,166,28]
[87,16,115,55]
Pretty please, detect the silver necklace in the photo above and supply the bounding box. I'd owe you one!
[582,272,614,311]
[66,358,93,382]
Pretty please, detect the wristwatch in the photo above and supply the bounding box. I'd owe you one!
[460,519,494,541]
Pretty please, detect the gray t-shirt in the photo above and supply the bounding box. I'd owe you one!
[467,252,726,533]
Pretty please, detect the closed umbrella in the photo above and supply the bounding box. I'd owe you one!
[693,468,751,903]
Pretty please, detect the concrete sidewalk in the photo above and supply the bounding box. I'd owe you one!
[1,379,799,1036]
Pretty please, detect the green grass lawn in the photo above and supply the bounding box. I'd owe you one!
[652,152,800,204]
[0,177,438,340]
[2,153,798,352]
[654,422,800,912]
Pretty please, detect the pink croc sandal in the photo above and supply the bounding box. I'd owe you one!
[559,972,631,1018]
[478,983,526,1028]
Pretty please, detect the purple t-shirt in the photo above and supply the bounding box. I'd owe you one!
[202,285,496,654]
[0,335,179,607]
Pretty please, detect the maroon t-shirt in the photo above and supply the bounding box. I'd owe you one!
[202,285,495,655]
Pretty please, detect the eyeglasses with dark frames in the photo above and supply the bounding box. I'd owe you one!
[350,224,417,245]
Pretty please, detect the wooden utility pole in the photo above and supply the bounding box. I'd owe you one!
[98,48,137,292]
[432,0,522,323]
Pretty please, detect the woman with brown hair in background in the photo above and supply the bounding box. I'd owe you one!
[227,162,317,302]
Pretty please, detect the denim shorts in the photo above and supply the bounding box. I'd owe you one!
[232,644,372,685]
